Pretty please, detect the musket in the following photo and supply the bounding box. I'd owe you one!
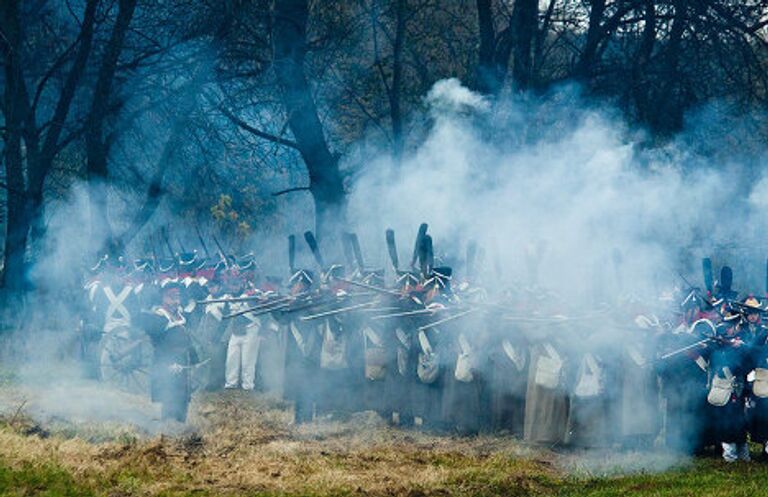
[304,231,325,269]
[212,233,229,267]
[224,292,339,320]
[222,294,313,319]
[288,235,296,274]
[658,338,712,360]
[197,295,287,305]
[386,228,399,271]
[411,223,428,270]
[300,301,377,321]
[150,233,160,268]
[675,270,725,318]
[372,307,442,320]
[418,308,481,331]
[194,223,211,259]
[350,233,365,271]
[224,301,292,319]
[284,290,376,315]
[161,227,176,261]
[331,276,401,297]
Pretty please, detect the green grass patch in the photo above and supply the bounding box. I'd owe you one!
[556,459,768,497]
[0,461,97,497]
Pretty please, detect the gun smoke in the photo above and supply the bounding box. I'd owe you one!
[3,77,768,473]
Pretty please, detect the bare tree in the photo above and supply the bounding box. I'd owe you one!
[273,0,346,240]
[0,0,99,291]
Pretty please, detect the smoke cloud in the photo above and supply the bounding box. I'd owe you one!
[348,78,757,301]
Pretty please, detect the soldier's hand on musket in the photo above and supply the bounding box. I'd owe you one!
[169,363,184,375]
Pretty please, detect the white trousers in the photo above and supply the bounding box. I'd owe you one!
[225,330,261,390]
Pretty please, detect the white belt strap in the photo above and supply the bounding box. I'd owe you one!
[543,343,563,369]
[103,285,133,332]
[418,330,433,355]
[363,327,384,348]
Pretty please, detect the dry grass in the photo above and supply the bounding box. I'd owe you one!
[5,385,765,497]
[0,389,559,496]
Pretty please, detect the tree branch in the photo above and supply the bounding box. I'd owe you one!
[218,104,299,149]
[272,186,310,196]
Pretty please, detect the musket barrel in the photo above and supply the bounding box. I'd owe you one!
[372,308,437,320]
[300,301,376,321]
[224,301,292,319]
[418,308,480,331]
[332,277,401,297]
[659,338,711,360]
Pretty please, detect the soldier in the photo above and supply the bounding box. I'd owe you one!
[224,271,263,391]
[253,276,287,396]
[191,266,229,391]
[314,265,365,418]
[80,254,109,380]
[740,297,768,458]
[90,256,151,392]
[707,309,752,462]
[617,314,661,449]
[523,292,570,445]
[564,323,615,448]
[386,271,423,427]
[139,281,197,422]
[356,270,395,421]
[437,267,490,435]
[279,269,321,424]
[488,288,529,436]
[656,317,714,454]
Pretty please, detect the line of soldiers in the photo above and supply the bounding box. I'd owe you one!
[79,227,768,462]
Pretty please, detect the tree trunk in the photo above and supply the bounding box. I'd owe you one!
[85,0,138,254]
[510,0,538,90]
[649,0,687,135]
[273,0,345,241]
[474,0,515,97]
[390,0,406,165]
[475,0,502,95]
[575,0,607,80]
[27,0,98,245]
[0,0,30,291]
[631,0,656,124]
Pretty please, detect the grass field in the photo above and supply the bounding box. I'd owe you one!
[2,387,768,497]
